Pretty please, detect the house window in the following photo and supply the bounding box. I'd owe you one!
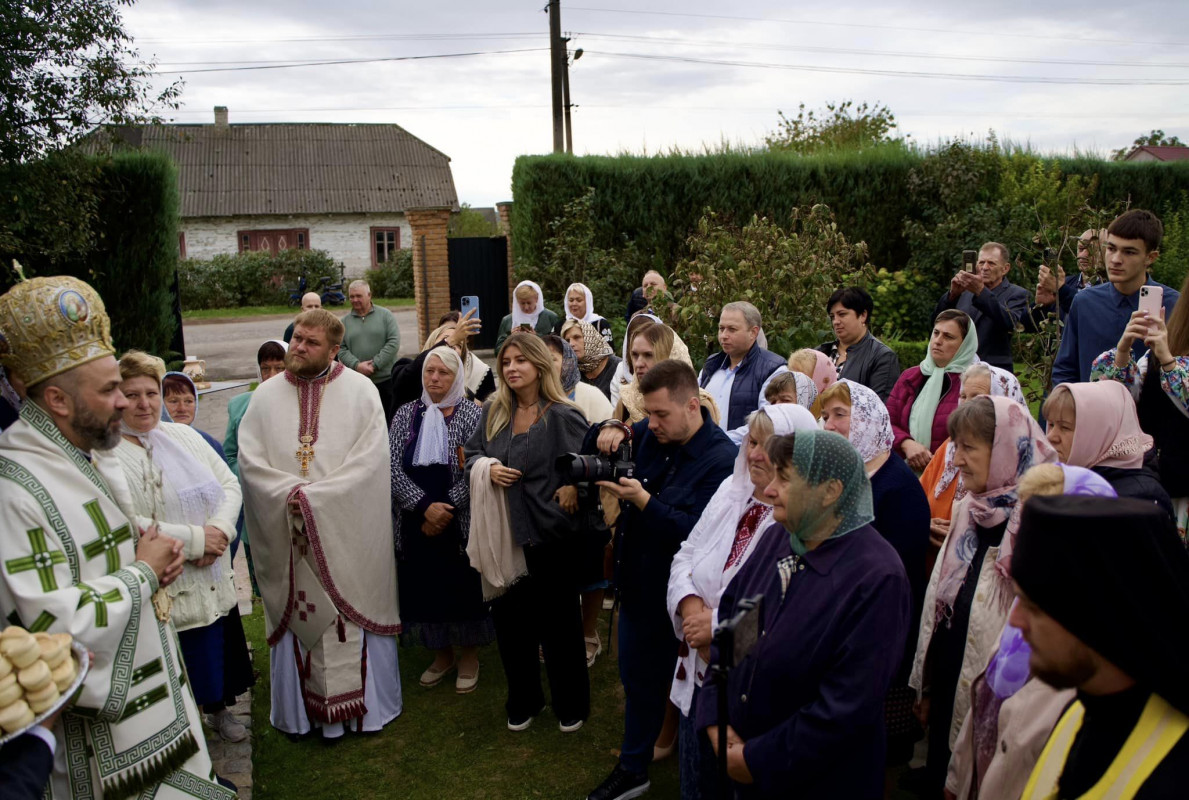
[237,228,310,254]
[371,227,401,268]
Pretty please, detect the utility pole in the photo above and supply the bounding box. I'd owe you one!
[548,0,565,153]
[562,38,573,154]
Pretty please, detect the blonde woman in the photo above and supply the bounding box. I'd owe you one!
[616,321,720,425]
[464,333,591,732]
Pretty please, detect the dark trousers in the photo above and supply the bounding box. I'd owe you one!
[618,598,681,775]
[490,538,590,723]
[374,377,396,427]
[678,697,718,800]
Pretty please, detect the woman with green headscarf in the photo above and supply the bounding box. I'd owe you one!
[887,309,978,471]
[694,429,913,799]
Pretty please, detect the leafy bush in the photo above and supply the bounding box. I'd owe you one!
[179,248,337,309]
[366,249,414,298]
[1,150,180,355]
[1153,191,1189,291]
[885,339,928,372]
[866,267,936,340]
[669,205,874,365]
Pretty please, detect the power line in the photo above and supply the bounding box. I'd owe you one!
[566,6,1189,48]
[573,32,1189,69]
[148,47,547,75]
[583,49,1189,86]
[137,32,542,45]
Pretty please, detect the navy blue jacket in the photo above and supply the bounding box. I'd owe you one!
[589,407,736,610]
[697,524,911,799]
[0,734,53,800]
[699,344,787,430]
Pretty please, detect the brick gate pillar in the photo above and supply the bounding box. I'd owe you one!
[496,201,514,304]
[407,206,452,344]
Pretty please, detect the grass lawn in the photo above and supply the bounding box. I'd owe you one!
[183,298,413,320]
[242,600,681,800]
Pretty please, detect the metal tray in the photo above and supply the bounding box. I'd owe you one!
[0,640,89,745]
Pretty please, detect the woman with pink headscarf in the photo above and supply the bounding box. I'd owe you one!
[909,395,1058,794]
[1041,380,1173,519]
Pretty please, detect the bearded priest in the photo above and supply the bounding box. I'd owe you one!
[0,274,233,799]
[238,308,402,739]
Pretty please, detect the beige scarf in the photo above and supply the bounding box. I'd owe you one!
[466,457,528,600]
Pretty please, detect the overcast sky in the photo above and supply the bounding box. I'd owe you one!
[122,1,1189,207]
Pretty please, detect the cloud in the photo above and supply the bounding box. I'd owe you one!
[121,1,1189,205]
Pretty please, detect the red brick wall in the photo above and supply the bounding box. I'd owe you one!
[496,202,514,305]
[407,207,452,344]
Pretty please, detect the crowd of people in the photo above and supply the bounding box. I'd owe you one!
[0,205,1186,800]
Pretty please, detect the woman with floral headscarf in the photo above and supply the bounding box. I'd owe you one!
[561,318,621,402]
[555,282,613,346]
[819,378,932,765]
[389,347,492,693]
[919,362,1027,550]
[909,395,1058,794]
[695,429,912,798]
[944,464,1115,800]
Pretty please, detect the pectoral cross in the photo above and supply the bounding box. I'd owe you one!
[296,435,315,477]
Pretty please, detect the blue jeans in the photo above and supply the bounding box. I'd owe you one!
[617,600,680,775]
[678,695,718,800]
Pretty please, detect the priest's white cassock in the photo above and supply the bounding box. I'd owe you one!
[238,362,401,738]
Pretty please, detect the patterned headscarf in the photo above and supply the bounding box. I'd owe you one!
[1060,381,1153,469]
[936,397,1058,618]
[557,338,581,395]
[837,379,894,465]
[785,429,875,555]
[564,319,614,373]
[934,362,1028,501]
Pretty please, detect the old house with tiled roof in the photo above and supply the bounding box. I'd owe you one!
[101,107,459,274]
[1122,145,1189,163]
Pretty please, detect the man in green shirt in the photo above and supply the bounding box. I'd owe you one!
[339,279,402,424]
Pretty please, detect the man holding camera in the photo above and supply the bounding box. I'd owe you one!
[933,242,1030,370]
[585,360,736,800]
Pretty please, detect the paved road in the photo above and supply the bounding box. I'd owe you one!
[187,306,422,442]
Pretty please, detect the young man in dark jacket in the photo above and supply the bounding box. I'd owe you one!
[584,360,736,800]
[699,301,786,430]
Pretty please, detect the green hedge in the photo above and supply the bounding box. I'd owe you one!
[511,150,1189,283]
[886,339,928,372]
[0,150,180,356]
[510,147,918,271]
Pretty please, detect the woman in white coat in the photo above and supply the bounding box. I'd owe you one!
[665,403,818,799]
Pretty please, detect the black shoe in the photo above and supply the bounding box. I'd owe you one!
[507,705,545,732]
[587,765,650,800]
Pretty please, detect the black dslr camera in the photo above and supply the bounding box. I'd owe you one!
[556,441,635,486]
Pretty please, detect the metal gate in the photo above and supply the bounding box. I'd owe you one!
[447,237,509,351]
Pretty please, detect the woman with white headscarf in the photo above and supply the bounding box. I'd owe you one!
[495,280,560,350]
[667,404,818,799]
[609,311,662,408]
[389,348,493,694]
[109,350,251,743]
[819,378,932,766]
[555,282,613,346]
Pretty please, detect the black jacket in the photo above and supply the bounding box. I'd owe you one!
[0,734,53,800]
[817,332,902,401]
[934,278,1030,370]
[587,407,736,610]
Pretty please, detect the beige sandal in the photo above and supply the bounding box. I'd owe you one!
[584,635,601,668]
[419,660,455,688]
[456,662,480,694]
